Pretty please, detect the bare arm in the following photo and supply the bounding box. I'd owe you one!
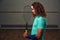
[35,29,43,39]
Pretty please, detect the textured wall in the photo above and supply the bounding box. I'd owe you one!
[0,0,59,29]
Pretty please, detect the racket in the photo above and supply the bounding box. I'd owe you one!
[23,5,32,32]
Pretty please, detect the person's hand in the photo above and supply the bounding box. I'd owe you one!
[35,34,40,39]
[23,30,28,38]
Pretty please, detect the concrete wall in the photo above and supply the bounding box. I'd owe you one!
[58,0,60,29]
[0,0,59,29]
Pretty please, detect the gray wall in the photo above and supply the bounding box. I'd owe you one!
[0,0,59,29]
[58,0,60,29]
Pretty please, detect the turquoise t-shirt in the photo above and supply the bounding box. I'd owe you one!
[31,16,47,40]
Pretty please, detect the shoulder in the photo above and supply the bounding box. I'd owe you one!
[38,16,47,22]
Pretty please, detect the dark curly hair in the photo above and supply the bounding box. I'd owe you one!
[32,2,47,17]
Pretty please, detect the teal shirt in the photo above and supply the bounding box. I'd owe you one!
[31,16,47,40]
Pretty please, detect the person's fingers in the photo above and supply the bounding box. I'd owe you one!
[23,33,28,38]
[23,33,26,38]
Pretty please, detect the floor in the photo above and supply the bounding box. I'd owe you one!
[0,29,60,40]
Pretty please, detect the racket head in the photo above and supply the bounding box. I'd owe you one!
[23,5,32,24]
[23,5,32,30]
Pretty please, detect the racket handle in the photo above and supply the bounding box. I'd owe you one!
[25,30,28,32]
[25,23,28,32]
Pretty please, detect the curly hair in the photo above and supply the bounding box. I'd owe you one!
[32,2,47,17]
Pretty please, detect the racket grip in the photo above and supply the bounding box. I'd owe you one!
[25,30,28,32]
[25,23,28,32]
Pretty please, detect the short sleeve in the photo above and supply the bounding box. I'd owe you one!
[37,17,46,29]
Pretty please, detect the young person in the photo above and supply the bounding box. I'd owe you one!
[23,2,47,40]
